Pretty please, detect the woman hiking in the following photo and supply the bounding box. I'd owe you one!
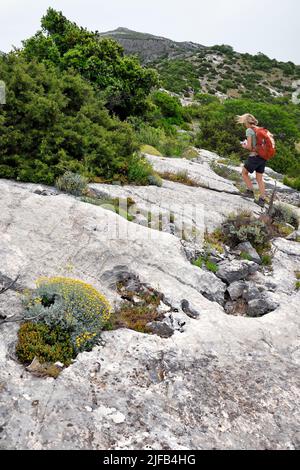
[236,113,267,208]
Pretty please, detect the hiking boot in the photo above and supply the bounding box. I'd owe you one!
[242,189,255,199]
[257,197,266,208]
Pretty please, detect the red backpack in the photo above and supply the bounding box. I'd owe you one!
[254,127,276,160]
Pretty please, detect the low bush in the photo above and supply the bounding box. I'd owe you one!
[23,277,111,354]
[56,171,88,196]
[261,254,273,267]
[193,256,219,274]
[283,176,300,191]
[108,287,162,333]
[127,154,154,185]
[16,322,75,366]
[222,211,270,249]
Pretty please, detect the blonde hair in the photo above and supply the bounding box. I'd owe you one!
[236,113,258,126]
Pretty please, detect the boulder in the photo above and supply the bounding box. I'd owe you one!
[287,230,300,242]
[227,281,247,301]
[216,260,259,284]
[146,320,174,338]
[247,295,280,317]
[134,213,148,227]
[181,299,200,319]
[236,242,262,265]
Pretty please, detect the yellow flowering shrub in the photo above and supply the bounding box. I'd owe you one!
[23,277,111,353]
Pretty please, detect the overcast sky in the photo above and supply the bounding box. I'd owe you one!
[1,0,300,63]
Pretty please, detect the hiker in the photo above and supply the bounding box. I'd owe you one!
[236,113,268,207]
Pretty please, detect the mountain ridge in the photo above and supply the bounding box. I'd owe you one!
[99,27,300,102]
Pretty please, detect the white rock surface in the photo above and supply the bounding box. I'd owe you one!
[0,161,300,450]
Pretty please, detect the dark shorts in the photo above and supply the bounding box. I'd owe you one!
[244,155,266,174]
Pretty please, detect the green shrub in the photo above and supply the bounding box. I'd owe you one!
[127,154,154,185]
[261,254,272,266]
[23,277,111,354]
[270,203,299,229]
[137,124,166,148]
[56,171,88,196]
[193,256,219,274]
[240,252,252,261]
[205,260,219,274]
[151,90,184,125]
[283,176,300,191]
[0,54,138,184]
[193,257,205,268]
[16,322,75,366]
[22,8,159,119]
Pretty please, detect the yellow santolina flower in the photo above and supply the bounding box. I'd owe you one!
[75,332,97,348]
[36,276,112,322]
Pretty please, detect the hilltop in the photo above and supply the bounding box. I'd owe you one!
[99,28,300,102]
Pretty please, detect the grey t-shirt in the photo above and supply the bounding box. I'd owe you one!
[246,128,257,156]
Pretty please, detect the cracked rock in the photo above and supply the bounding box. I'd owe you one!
[216,260,259,284]
[236,242,262,265]
[227,281,247,301]
[147,320,174,338]
[181,299,200,319]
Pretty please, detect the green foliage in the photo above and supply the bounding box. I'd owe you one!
[193,256,219,273]
[270,203,299,229]
[22,8,159,119]
[296,281,300,290]
[16,322,75,366]
[151,90,184,125]
[136,123,166,148]
[156,58,201,94]
[127,153,154,185]
[109,284,162,334]
[193,257,205,268]
[283,176,300,191]
[23,277,111,354]
[261,254,272,267]
[193,98,300,176]
[205,260,219,274]
[0,53,138,184]
[56,171,88,196]
[240,252,252,261]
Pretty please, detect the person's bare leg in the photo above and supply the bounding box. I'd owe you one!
[242,167,254,190]
[256,172,266,199]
